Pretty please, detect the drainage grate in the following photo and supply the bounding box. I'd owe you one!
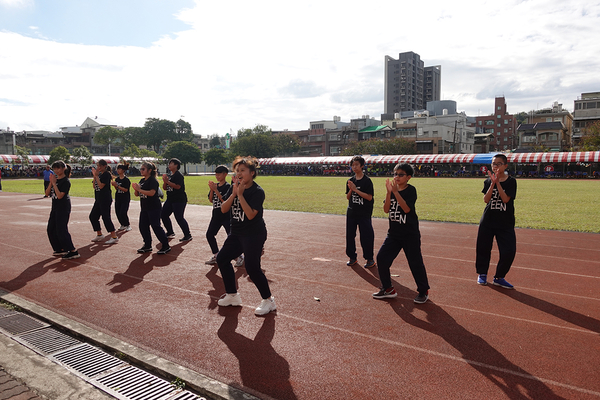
[15,327,82,355]
[51,343,126,378]
[167,391,205,400]
[95,365,202,400]
[0,307,19,318]
[0,313,49,335]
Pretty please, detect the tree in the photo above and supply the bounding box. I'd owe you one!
[14,145,31,166]
[341,137,415,156]
[121,126,146,147]
[515,111,529,125]
[230,133,277,158]
[209,134,224,148]
[581,121,600,150]
[120,144,160,163]
[204,148,231,167]
[71,145,94,166]
[274,133,300,156]
[94,126,122,155]
[163,141,203,174]
[174,119,194,142]
[48,146,71,164]
[144,118,177,153]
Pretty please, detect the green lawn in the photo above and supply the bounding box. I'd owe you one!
[3,176,599,233]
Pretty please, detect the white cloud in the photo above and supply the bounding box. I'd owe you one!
[1,0,600,135]
[0,0,33,8]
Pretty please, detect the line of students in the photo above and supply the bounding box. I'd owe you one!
[46,153,516,316]
[345,154,517,305]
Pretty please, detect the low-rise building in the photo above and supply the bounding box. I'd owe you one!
[517,102,573,151]
[573,92,600,147]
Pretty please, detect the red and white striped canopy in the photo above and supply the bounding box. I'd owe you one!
[259,153,481,166]
[508,151,600,163]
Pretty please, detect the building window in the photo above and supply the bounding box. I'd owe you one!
[504,120,508,124]
[554,117,562,122]
[497,115,501,118]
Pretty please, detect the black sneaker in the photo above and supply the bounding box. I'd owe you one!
[372,287,398,299]
[53,251,68,256]
[157,246,171,255]
[347,259,358,266]
[179,235,193,242]
[364,259,376,269]
[137,246,152,253]
[62,251,80,260]
[414,291,429,304]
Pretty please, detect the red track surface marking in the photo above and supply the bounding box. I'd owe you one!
[1,192,599,399]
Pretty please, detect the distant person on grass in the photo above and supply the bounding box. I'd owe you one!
[111,162,132,232]
[132,162,171,255]
[161,158,192,242]
[43,165,53,197]
[345,155,376,269]
[372,163,430,304]
[205,165,242,266]
[46,161,79,260]
[475,154,517,289]
[216,156,275,316]
[89,159,119,244]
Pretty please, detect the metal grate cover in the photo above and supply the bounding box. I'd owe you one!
[15,327,82,355]
[167,391,205,400]
[95,365,188,400]
[0,313,49,335]
[51,343,126,378]
[0,307,19,318]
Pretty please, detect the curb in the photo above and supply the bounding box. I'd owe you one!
[0,291,259,400]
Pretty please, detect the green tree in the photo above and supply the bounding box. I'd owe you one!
[209,134,224,148]
[274,133,300,156]
[144,118,177,153]
[163,141,203,174]
[237,124,272,138]
[48,146,71,164]
[120,144,160,163]
[94,126,122,155]
[15,145,31,166]
[121,126,146,146]
[204,148,231,167]
[70,145,94,166]
[581,121,600,150]
[341,137,415,156]
[230,133,277,158]
[175,119,194,142]
[515,111,529,125]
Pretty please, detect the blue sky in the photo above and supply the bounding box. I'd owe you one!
[1,0,600,136]
[0,0,194,46]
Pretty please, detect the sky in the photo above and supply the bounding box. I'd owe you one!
[1,0,600,137]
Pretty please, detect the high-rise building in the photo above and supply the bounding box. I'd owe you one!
[383,51,441,120]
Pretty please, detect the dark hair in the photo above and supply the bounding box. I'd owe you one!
[141,162,157,179]
[97,159,108,167]
[51,160,72,178]
[232,156,258,179]
[394,163,414,176]
[168,158,181,170]
[215,165,229,174]
[351,156,365,167]
[493,154,508,164]
[117,162,129,172]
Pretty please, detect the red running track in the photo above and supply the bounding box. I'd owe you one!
[0,192,599,400]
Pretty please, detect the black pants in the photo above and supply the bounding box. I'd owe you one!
[89,200,115,233]
[475,224,516,279]
[139,208,169,248]
[216,230,270,299]
[376,234,430,294]
[114,197,130,227]
[161,199,190,236]
[47,206,75,252]
[206,215,230,254]
[346,214,374,260]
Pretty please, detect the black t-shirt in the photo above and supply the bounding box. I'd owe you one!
[210,181,231,218]
[346,174,374,217]
[50,177,71,211]
[138,177,162,211]
[386,184,420,237]
[115,176,131,201]
[227,182,266,236]
[165,171,187,203]
[93,171,112,202]
[480,176,517,228]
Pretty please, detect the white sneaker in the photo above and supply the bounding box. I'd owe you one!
[117,225,126,231]
[234,255,244,267]
[91,235,104,242]
[205,255,217,265]
[255,297,276,315]
[125,225,132,232]
[218,293,242,307]
[167,233,176,239]
[106,237,119,244]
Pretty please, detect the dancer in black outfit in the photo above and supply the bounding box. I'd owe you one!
[46,160,79,260]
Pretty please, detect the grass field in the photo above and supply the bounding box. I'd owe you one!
[2,176,599,233]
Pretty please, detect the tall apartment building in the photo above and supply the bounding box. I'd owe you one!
[383,51,441,121]
[573,92,600,147]
[475,97,518,151]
